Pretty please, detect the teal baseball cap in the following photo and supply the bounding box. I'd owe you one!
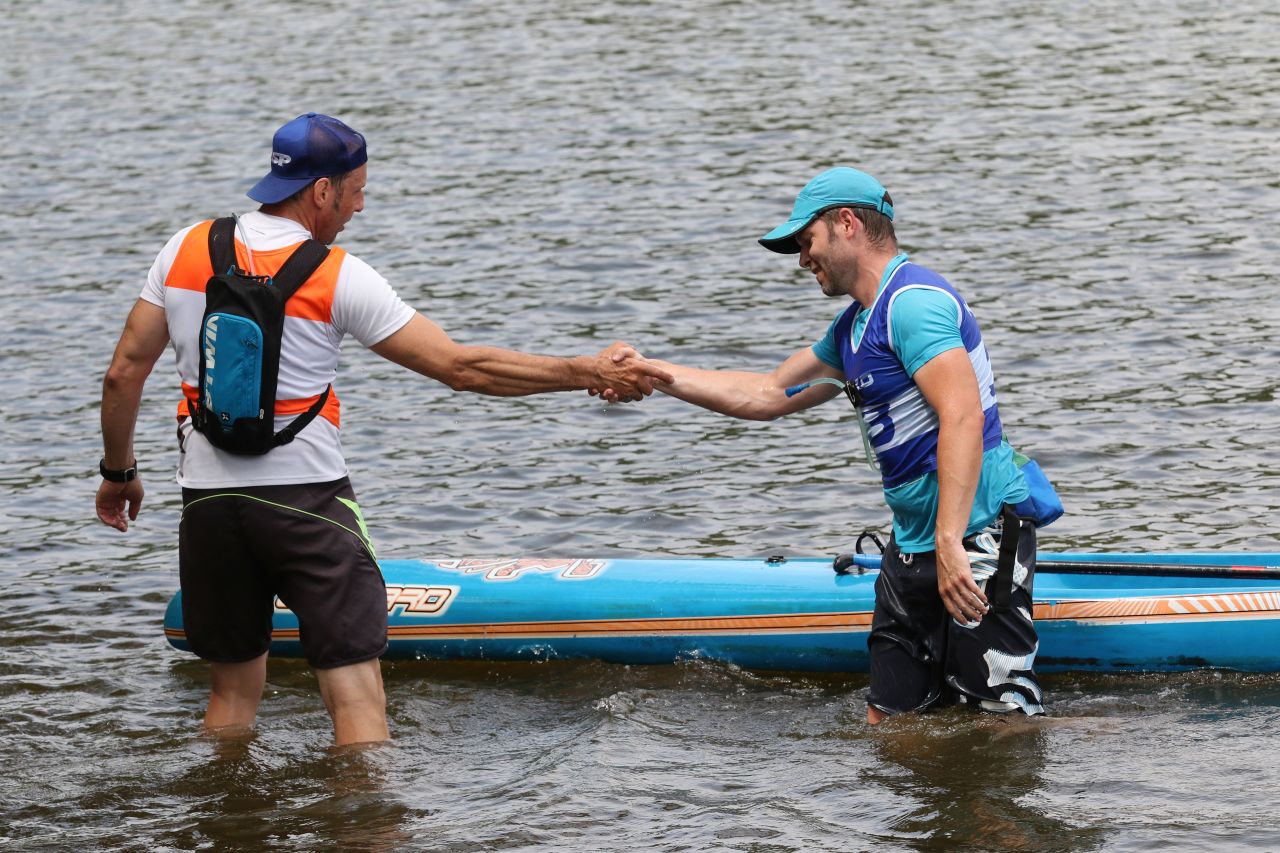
[759,167,894,254]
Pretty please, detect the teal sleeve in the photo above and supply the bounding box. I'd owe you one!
[890,288,964,376]
[810,310,844,370]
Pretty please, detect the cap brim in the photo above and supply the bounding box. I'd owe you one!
[247,172,316,204]
[758,215,815,254]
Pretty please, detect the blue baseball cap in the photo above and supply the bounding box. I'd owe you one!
[758,167,894,254]
[247,113,368,204]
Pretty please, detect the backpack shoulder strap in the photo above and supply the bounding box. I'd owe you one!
[272,384,331,449]
[207,217,238,275]
[270,239,331,300]
[263,238,334,450]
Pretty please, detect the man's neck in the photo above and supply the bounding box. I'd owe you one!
[258,203,317,239]
[852,247,899,306]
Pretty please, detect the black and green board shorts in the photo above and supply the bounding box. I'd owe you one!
[178,477,388,669]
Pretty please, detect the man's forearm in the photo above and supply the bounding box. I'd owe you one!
[100,366,148,467]
[371,315,670,399]
[648,353,840,421]
[442,347,601,396]
[933,413,983,547]
[99,299,170,468]
[648,361,784,419]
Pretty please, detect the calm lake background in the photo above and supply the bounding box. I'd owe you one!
[3,0,1279,850]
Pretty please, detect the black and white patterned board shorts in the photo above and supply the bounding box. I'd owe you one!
[867,520,1044,716]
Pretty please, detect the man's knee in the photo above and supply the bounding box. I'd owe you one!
[209,654,268,697]
[205,654,269,733]
[315,658,388,745]
[316,658,385,710]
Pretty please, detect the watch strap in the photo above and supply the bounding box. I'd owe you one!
[100,458,138,483]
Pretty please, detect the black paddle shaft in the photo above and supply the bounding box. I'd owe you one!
[1039,560,1280,581]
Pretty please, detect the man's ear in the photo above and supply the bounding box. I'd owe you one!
[309,177,333,207]
[837,206,860,239]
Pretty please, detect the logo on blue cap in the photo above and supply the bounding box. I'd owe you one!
[248,113,368,205]
[759,167,894,254]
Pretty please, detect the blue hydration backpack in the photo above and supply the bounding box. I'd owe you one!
[191,217,331,455]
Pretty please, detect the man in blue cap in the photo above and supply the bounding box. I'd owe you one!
[95,113,672,746]
[634,167,1046,723]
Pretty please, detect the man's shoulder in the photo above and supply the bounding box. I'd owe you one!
[152,219,215,269]
[887,260,963,320]
[891,283,958,310]
[895,261,953,290]
[327,245,384,285]
[166,218,213,245]
[887,286,962,337]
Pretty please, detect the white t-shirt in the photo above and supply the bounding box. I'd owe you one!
[140,211,415,488]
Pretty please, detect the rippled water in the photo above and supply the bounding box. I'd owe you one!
[4,0,1280,850]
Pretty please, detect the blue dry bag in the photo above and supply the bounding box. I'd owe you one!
[1010,451,1064,528]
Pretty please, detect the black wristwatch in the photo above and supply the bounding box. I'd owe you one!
[99,458,138,483]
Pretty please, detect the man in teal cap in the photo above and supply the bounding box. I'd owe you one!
[633,166,1050,722]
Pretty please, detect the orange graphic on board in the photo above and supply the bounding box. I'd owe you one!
[432,558,608,582]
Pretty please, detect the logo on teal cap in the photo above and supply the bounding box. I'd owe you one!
[759,167,894,254]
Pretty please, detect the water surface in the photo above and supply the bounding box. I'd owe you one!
[3,0,1279,850]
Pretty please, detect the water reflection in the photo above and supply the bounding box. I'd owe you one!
[865,711,1106,853]
[160,739,416,853]
[153,659,418,851]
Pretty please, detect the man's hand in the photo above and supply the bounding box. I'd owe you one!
[589,342,672,403]
[936,537,988,625]
[96,478,144,532]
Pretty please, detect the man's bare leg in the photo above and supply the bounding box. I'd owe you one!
[205,652,268,735]
[315,658,389,746]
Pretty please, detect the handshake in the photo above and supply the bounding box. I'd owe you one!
[588,342,673,404]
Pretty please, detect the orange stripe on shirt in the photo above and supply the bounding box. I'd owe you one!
[279,246,345,322]
[162,221,346,325]
[164,220,217,292]
[277,390,341,428]
[179,384,341,428]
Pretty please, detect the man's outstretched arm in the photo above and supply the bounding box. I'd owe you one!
[645,347,844,420]
[371,313,674,401]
